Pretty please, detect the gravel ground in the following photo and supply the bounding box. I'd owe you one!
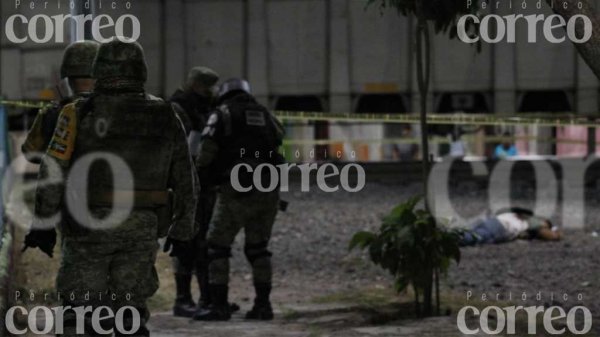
[226,181,407,304]
[227,179,600,317]
[12,173,600,335]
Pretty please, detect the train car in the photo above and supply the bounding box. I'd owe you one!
[1,0,597,163]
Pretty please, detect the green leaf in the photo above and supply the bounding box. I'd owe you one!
[369,238,384,260]
[349,231,376,251]
[394,276,410,293]
[349,194,464,312]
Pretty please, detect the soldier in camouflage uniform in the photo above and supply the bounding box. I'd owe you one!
[194,79,284,321]
[170,66,219,138]
[168,67,220,317]
[22,40,99,164]
[24,38,197,336]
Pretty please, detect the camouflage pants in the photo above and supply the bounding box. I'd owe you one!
[207,186,278,286]
[172,190,216,275]
[57,238,159,336]
[170,232,206,275]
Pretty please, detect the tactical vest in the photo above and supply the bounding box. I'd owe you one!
[170,89,213,133]
[214,95,283,183]
[22,95,88,164]
[70,94,175,209]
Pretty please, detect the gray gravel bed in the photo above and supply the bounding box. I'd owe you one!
[223,180,600,321]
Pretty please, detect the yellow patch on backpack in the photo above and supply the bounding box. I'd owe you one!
[47,103,77,161]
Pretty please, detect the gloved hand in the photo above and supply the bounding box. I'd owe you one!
[163,238,193,264]
[23,229,56,258]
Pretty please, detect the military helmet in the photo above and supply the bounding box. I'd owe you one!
[60,40,100,79]
[219,78,251,98]
[187,67,219,88]
[92,38,148,82]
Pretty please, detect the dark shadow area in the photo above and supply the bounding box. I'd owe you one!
[518,90,572,113]
[355,94,406,114]
[275,95,327,160]
[518,90,572,156]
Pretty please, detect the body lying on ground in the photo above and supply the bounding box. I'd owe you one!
[460,207,561,246]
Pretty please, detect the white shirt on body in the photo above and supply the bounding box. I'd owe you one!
[496,212,529,240]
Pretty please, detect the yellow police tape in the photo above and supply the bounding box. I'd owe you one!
[4,100,597,147]
[282,135,592,146]
[275,111,600,127]
[276,111,600,145]
[3,100,600,127]
[1,100,49,109]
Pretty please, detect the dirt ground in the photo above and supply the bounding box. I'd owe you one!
[8,181,600,336]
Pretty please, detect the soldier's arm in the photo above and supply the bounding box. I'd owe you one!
[171,102,192,136]
[167,116,198,241]
[195,111,221,168]
[32,103,78,228]
[195,139,219,168]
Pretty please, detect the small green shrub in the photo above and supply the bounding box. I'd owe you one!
[350,196,464,317]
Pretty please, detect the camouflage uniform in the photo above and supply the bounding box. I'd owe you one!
[168,67,220,317]
[170,67,219,134]
[194,79,283,321]
[32,39,197,336]
[22,41,99,164]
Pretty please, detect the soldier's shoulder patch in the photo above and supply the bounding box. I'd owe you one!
[201,113,220,138]
[146,93,164,102]
[245,110,266,126]
[201,124,216,138]
[207,113,218,126]
[47,103,78,161]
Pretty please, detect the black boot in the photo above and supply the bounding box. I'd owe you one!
[229,302,241,313]
[196,272,240,313]
[193,284,231,321]
[246,283,273,320]
[173,274,196,317]
[196,272,211,310]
